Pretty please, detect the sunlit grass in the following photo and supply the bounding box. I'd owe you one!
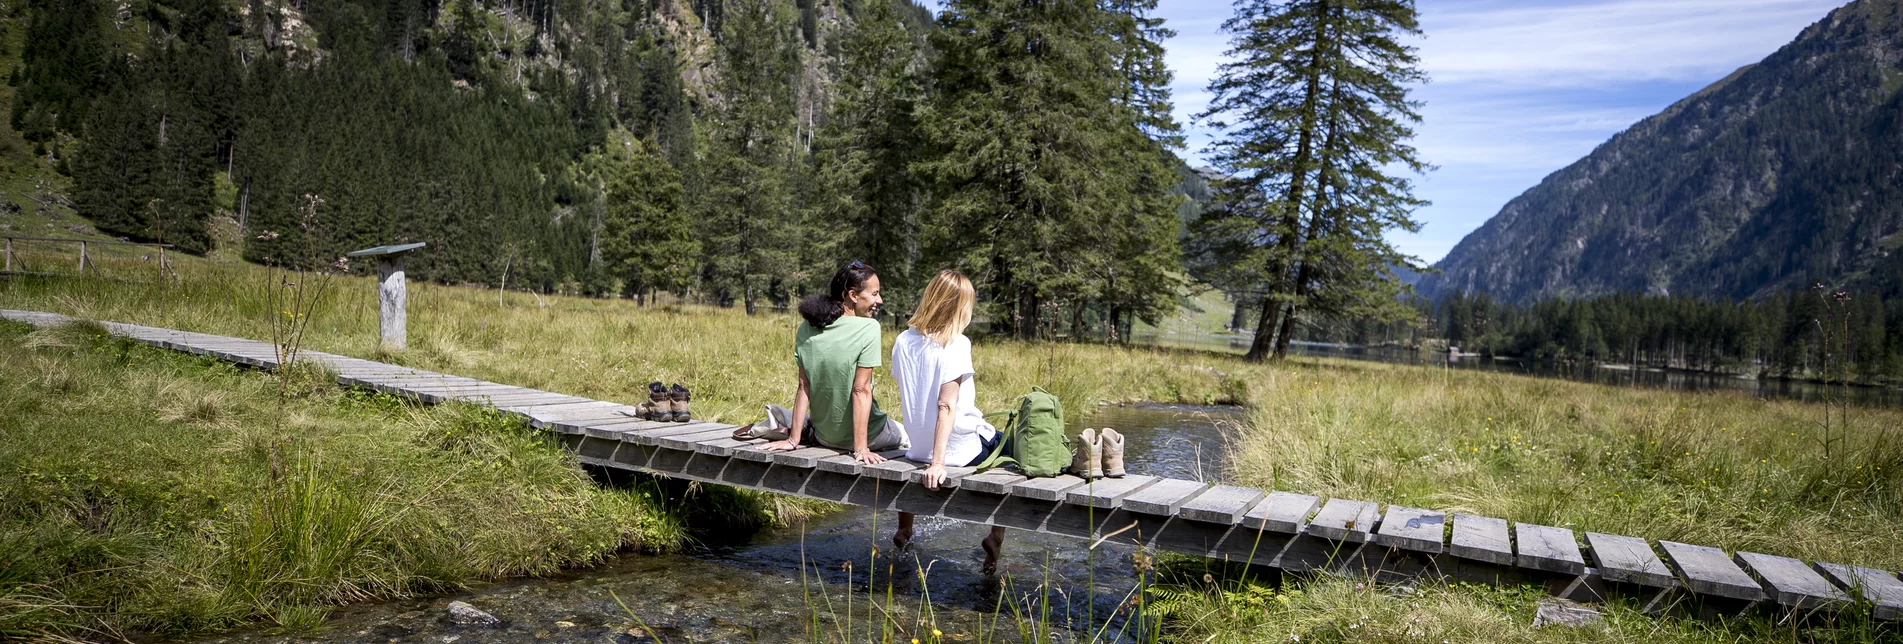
[1225,359,1903,572]
[0,320,714,640]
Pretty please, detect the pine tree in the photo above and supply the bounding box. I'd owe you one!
[598,132,697,302]
[1198,0,1429,360]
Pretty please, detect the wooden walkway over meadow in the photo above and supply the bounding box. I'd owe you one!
[6,308,1903,621]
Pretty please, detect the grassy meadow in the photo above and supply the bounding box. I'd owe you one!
[0,316,814,641]
[4,252,1903,641]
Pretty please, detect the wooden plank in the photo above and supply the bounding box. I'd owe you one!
[1585,532,1675,588]
[495,399,614,412]
[656,426,745,451]
[1372,505,1445,554]
[574,418,672,438]
[904,465,976,489]
[1448,514,1512,566]
[1007,475,1089,502]
[771,446,846,469]
[1119,478,1208,515]
[960,470,1028,495]
[1657,541,1766,601]
[1176,485,1265,525]
[527,405,642,424]
[814,452,866,475]
[691,434,754,458]
[619,422,724,445]
[1063,474,1158,509]
[863,452,923,481]
[1306,498,1378,543]
[1735,552,1846,609]
[1514,523,1585,575]
[1814,563,1903,620]
[1241,492,1319,534]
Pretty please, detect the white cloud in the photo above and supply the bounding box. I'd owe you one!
[1158,0,1844,262]
[1418,0,1841,86]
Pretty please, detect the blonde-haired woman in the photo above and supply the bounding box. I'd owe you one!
[890,269,1007,573]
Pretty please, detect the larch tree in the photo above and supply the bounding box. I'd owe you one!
[1197,0,1428,361]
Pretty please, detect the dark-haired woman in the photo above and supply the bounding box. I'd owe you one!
[756,261,910,462]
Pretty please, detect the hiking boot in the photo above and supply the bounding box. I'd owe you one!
[641,382,668,420]
[1099,427,1125,478]
[1069,428,1102,479]
[668,384,692,422]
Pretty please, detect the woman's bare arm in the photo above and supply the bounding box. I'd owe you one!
[764,366,812,452]
[850,366,885,464]
[920,377,961,489]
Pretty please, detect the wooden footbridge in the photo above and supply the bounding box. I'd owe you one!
[6,308,1903,622]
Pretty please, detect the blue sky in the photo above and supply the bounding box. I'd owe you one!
[1158,0,1847,264]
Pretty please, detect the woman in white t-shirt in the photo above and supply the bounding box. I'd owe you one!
[890,270,1006,573]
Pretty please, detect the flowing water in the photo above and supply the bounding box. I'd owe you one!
[1133,331,1903,408]
[186,404,1244,644]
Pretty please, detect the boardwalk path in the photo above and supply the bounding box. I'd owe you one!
[6,308,1902,620]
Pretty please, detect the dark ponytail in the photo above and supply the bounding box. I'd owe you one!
[800,261,877,329]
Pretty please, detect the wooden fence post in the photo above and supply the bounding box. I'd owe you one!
[79,241,89,274]
[4,238,11,272]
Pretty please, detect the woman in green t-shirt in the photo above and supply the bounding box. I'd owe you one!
[757,261,909,462]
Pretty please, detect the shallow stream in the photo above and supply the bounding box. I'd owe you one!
[187,404,1243,644]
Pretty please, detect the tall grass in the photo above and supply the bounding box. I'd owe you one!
[1224,360,1903,572]
[0,321,702,640]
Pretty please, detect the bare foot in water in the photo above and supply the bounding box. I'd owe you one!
[980,527,1005,575]
[893,512,915,552]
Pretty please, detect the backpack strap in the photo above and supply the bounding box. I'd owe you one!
[973,409,1018,472]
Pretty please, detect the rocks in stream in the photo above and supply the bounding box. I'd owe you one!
[445,601,500,626]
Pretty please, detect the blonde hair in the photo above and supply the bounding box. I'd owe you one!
[908,270,975,347]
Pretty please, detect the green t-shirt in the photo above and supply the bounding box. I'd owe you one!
[795,316,890,449]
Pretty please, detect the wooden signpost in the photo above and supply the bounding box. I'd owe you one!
[346,242,426,351]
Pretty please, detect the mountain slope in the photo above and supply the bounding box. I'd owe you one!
[1417,0,1903,304]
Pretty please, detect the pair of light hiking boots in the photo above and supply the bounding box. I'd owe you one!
[1068,427,1126,479]
[637,382,692,422]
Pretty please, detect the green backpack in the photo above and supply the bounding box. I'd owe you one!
[976,387,1071,478]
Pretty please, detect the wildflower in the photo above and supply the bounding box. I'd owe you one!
[932,629,942,638]
[256,230,279,241]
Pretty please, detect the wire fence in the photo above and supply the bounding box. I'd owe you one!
[2,236,178,282]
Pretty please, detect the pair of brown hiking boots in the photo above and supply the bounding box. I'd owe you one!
[1068,427,1125,479]
[638,382,692,422]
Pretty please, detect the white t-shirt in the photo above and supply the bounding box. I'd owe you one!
[892,328,996,466]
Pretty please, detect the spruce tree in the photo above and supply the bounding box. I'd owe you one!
[696,0,805,314]
[813,0,927,310]
[1197,0,1429,360]
[921,0,1181,339]
[598,132,697,302]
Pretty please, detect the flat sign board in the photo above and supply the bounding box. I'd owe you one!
[346,242,427,257]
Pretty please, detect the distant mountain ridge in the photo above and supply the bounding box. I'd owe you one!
[1417,0,1903,304]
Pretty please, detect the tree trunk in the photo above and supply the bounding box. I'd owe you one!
[1245,295,1280,361]
[1017,290,1040,340]
[1250,3,1331,362]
